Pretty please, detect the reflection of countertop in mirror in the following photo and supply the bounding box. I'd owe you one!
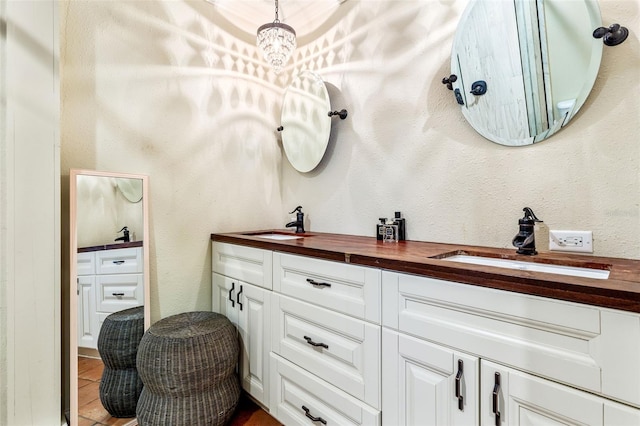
[211,230,640,313]
[78,240,143,253]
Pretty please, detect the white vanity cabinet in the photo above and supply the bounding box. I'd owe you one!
[211,236,640,425]
[212,242,272,408]
[382,270,640,425]
[76,246,144,349]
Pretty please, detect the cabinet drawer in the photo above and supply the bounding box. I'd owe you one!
[270,353,380,426]
[272,294,380,409]
[96,274,144,313]
[212,242,272,290]
[77,252,95,276]
[96,247,143,275]
[273,252,380,323]
[382,271,640,407]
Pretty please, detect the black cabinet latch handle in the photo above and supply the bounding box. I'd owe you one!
[301,406,327,424]
[455,359,464,411]
[236,285,243,311]
[306,278,331,288]
[112,260,125,265]
[112,292,125,297]
[492,372,501,426]
[228,282,235,307]
[303,335,329,349]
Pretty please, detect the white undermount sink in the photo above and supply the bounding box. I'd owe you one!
[440,254,610,280]
[247,233,303,241]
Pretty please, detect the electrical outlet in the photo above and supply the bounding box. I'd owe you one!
[549,230,593,253]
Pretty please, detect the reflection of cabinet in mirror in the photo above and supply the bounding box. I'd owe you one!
[77,245,144,351]
[69,169,150,426]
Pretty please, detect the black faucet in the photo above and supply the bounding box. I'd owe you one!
[115,226,130,243]
[286,206,305,234]
[512,208,542,255]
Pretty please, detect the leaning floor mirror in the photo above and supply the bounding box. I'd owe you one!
[69,169,150,426]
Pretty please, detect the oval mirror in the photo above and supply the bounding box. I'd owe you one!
[281,70,332,172]
[451,0,603,146]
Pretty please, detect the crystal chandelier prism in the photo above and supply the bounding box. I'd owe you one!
[257,0,296,74]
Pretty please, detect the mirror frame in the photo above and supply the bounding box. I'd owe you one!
[69,169,150,426]
[281,70,332,172]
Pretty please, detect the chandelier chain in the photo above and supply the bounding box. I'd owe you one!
[274,0,280,23]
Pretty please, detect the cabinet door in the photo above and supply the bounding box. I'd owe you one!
[95,247,143,274]
[272,294,381,409]
[212,242,272,289]
[237,282,271,408]
[481,360,604,426]
[77,251,95,276]
[95,274,144,313]
[273,252,381,323]
[77,275,97,349]
[270,353,381,426]
[382,329,479,426]
[212,273,239,327]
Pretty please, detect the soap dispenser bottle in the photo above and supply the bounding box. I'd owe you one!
[376,218,387,241]
[394,211,406,241]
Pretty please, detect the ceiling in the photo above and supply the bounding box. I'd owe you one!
[205,0,348,37]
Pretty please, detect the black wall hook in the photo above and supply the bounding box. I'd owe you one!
[470,81,487,96]
[328,109,348,120]
[593,23,628,46]
[442,74,457,90]
[276,126,283,132]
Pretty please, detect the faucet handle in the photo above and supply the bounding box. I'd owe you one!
[522,207,542,222]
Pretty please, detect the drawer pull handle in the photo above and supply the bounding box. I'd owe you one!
[236,285,243,311]
[492,372,501,426]
[112,293,125,297]
[455,359,464,411]
[228,282,235,307]
[306,278,331,288]
[303,335,328,349]
[301,405,327,425]
[112,260,125,265]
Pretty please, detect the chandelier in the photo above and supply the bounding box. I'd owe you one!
[256,0,296,74]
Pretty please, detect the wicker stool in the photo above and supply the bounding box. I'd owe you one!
[136,311,240,426]
[97,305,145,418]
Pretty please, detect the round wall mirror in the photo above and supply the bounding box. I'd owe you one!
[451,0,603,146]
[281,70,332,172]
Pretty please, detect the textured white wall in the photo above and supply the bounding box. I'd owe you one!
[61,0,640,330]
[282,0,640,258]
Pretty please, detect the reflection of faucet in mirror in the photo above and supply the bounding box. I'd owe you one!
[115,226,130,242]
[286,206,305,233]
[512,207,543,255]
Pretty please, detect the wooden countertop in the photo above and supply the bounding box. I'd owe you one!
[78,240,143,253]
[211,230,640,313]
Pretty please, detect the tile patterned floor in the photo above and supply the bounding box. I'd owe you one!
[78,356,280,426]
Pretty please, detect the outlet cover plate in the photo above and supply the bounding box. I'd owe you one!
[549,230,593,253]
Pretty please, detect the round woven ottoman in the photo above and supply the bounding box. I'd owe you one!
[136,311,240,426]
[97,305,145,418]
